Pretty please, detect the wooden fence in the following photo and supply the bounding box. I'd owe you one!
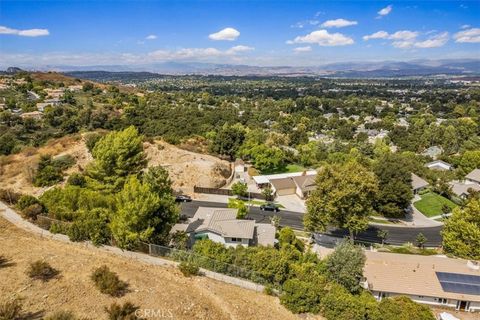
[193,186,266,200]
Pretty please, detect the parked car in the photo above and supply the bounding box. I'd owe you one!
[175,195,192,202]
[260,203,280,212]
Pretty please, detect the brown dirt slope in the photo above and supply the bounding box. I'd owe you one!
[0,135,230,196]
[144,140,231,193]
[0,217,315,320]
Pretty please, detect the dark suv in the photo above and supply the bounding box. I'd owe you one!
[175,195,192,202]
[260,203,280,212]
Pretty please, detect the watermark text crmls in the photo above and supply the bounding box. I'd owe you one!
[135,309,174,318]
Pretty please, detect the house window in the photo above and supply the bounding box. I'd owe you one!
[439,298,447,304]
[230,237,242,242]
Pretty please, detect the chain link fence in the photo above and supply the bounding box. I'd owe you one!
[32,215,268,286]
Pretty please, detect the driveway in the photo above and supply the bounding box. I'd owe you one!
[274,194,305,213]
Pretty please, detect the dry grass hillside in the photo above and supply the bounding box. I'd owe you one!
[0,216,319,320]
[144,140,231,193]
[0,134,231,195]
[0,135,90,195]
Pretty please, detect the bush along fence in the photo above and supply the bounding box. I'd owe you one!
[193,186,266,200]
[32,214,269,286]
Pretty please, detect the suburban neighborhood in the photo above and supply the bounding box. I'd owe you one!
[1,1,480,319]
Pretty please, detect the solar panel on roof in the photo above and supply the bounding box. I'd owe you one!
[436,272,480,296]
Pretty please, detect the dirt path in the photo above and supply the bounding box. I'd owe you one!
[0,215,314,320]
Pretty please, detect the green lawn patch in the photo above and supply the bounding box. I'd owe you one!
[413,192,457,217]
[260,164,306,175]
[229,198,285,208]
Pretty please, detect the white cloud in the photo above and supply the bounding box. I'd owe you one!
[389,30,419,40]
[293,46,312,53]
[414,32,449,48]
[208,27,240,41]
[288,29,354,46]
[392,41,415,49]
[321,19,358,28]
[454,28,480,43]
[145,34,157,40]
[363,31,389,41]
[461,24,470,29]
[377,5,393,17]
[148,45,254,60]
[226,45,254,54]
[0,25,49,37]
[364,30,448,49]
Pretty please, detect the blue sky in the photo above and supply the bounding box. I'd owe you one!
[0,0,479,67]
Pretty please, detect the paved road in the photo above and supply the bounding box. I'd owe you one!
[180,200,443,247]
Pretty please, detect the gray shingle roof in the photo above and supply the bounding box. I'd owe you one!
[466,168,480,183]
[411,173,429,190]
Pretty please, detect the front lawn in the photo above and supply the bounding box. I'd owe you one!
[260,164,306,175]
[413,192,457,217]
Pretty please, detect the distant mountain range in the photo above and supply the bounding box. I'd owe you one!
[5,59,480,78]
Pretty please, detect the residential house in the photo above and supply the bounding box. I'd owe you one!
[422,146,443,160]
[253,170,317,199]
[171,207,276,248]
[425,160,453,171]
[363,251,480,312]
[450,181,480,199]
[411,173,429,194]
[466,169,480,184]
[20,111,43,120]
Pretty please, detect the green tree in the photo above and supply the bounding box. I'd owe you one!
[415,233,427,248]
[377,229,389,246]
[378,296,435,320]
[250,144,285,173]
[373,153,413,218]
[227,198,248,219]
[87,126,147,191]
[326,240,366,294]
[305,161,378,238]
[262,186,274,201]
[278,227,304,252]
[442,199,480,260]
[210,123,245,160]
[142,166,173,198]
[110,176,170,249]
[280,275,326,314]
[33,154,63,187]
[457,150,480,174]
[0,133,17,155]
[231,181,248,197]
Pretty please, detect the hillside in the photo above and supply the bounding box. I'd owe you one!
[0,216,314,319]
[0,134,231,195]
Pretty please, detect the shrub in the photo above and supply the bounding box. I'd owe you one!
[178,261,199,277]
[0,189,22,205]
[84,133,102,153]
[0,255,13,269]
[21,203,43,220]
[52,155,75,170]
[44,310,77,320]
[378,296,435,320]
[33,154,64,187]
[91,266,128,297]
[231,181,248,197]
[66,173,86,187]
[280,277,325,314]
[27,260,59,281]
[17,195,40,211]
[0,298,23,320]
[104,301,139,320]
